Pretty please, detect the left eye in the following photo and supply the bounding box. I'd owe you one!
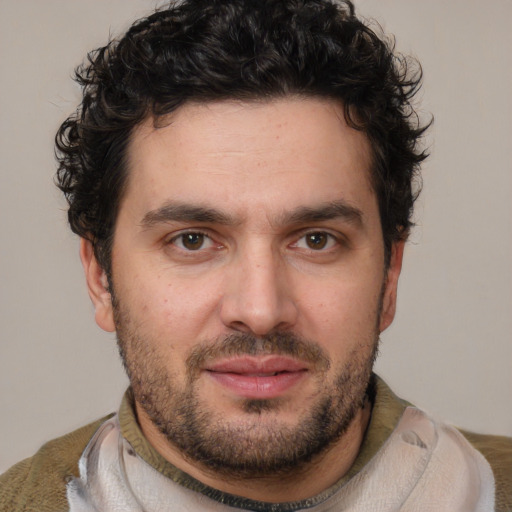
[171,232,213,251]
[294,232,337,250]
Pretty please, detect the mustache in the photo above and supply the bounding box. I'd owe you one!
[186,332,331,376]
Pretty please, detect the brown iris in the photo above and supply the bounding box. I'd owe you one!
[305,232,329,250]
[182,233,205,250]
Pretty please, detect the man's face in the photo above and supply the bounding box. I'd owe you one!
[85,98,402,476]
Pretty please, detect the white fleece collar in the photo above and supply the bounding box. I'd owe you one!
[67,406,495,511]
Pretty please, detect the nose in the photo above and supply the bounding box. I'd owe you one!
[220,246,299,336]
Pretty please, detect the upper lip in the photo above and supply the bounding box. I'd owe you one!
[204,356,309,375]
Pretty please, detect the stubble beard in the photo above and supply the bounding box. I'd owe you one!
[113,299,380,480]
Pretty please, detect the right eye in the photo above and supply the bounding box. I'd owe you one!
[169,232,214,251]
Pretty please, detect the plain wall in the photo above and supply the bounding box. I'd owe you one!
[1,0,511,474]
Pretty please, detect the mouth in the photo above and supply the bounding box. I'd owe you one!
[203,356,309,399]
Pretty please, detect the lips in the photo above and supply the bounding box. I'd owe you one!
[204,356,308,399]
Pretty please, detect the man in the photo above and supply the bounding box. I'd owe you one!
[1,0,510,510]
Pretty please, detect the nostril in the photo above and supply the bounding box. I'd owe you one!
[229,320,252,333]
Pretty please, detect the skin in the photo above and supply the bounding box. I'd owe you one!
[81,97,404,502]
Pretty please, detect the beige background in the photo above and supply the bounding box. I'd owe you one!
[1,0,511,474]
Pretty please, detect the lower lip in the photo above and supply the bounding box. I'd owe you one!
[206,370,307,399]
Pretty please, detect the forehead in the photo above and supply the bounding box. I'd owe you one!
[123,97,376,224]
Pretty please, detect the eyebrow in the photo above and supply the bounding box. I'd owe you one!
[140,199,363,230]
[140,202,236,229]
[277,200,363,227]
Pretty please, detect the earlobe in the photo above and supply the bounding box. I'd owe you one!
[379,240,405,333]
[79,238,116,333]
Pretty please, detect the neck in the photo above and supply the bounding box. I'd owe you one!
[136,400,371,503]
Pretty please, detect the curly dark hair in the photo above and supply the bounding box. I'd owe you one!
[55,0,429,273]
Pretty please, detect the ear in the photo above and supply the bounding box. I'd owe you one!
[379,240,405,333]
[79,238,116,333]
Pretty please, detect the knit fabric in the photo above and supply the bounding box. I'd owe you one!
[0,417,111,512]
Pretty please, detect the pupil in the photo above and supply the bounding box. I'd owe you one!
[307,233,327,249]
[183,233,204,250]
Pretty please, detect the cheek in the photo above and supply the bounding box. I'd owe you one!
[296,275,383,344]
[125,272,223,340]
